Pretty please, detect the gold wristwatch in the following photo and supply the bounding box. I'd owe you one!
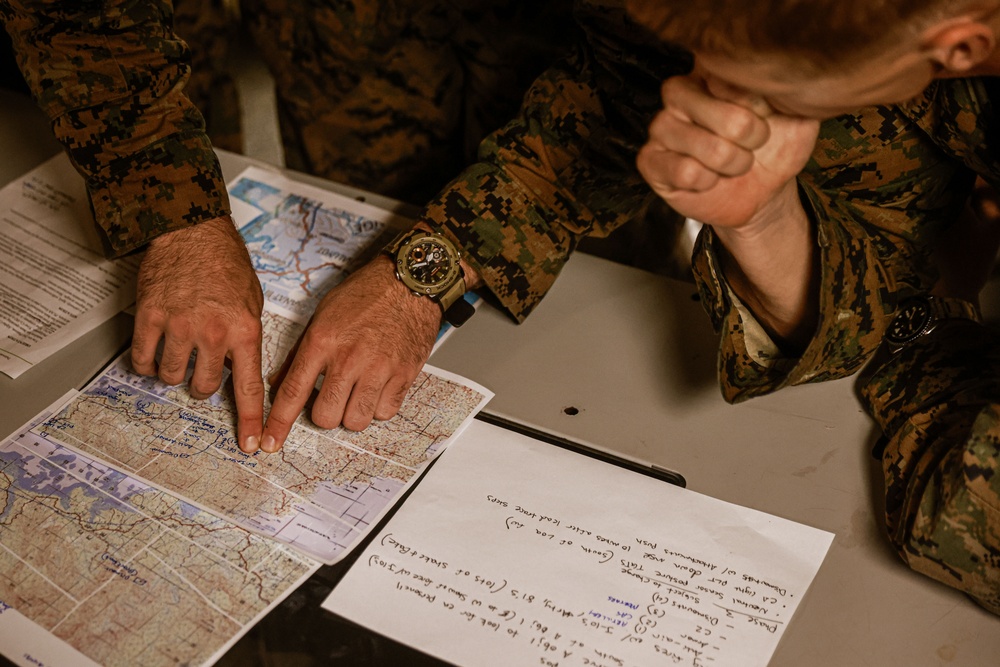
[385,229,475,327]
[884,295,981,353]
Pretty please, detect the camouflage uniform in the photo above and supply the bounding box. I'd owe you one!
[241,0,576,205]
[3,0,998,611]
[419,5,1000,611]
[171,0,576,205]
[1,0,230,257]
[690,78,1000,613]
[172,0,243,153]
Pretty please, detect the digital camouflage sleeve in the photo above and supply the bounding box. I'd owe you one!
[419,0,690,322]
[691,78,1000,610]
[2,0,998,611]
[0,0,229,257]
[859,322,1000,614]
[692,78,996,404]
[421,1,1000,611]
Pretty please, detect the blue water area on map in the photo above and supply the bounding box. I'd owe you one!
[0,446,136,524]
[230,178,280,206]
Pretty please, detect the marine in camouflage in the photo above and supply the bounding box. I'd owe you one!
[2,0,997,612]
[419,1,1000,611]
[861,321,1000,614]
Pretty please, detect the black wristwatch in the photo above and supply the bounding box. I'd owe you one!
[884,295,981,353]
[385,229,475,327]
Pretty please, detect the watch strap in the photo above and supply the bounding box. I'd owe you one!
[442,293,475,327]
[385,228,474,327]
[886,295,981,353]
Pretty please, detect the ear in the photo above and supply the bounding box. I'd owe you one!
[923,20,996,74]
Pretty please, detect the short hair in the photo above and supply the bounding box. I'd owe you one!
[625,0,960,71]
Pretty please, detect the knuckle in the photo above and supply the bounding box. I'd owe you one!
[723,109,758,144]
[129,348,156,373]
[661,76,684,102]
[164,318,193,341]
[373,405,398,421]
[276,372,311,401]
[200,321,229,348]
[670,157,707,190]
[158,369,185,386]
[135,307,167,331]
[236,322,263,347]
[237,377,266,401]
[317,374,349,408]
[311,411,340,430]
[343,408,374,432]
[646,109,672,140]
[266,411,294,431]
[190,378,222,398]
[706,139,742,171]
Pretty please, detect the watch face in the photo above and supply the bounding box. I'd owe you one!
[886,298,931,346]
[395,234,461,296]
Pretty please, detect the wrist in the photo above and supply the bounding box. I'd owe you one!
[147,215,235,250]
[711,179,802,245]
[410,221,483,290]
[710,182,818,349]
[384,227,476,327]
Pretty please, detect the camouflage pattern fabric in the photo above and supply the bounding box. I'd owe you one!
[860,321,1000,614]
[3,0,998,611]
[691,77,1000,610]
[241,0,577,205]
[420,0,692,322]
[418,2,1000,611]
[0,0,230,257]
[694,77,994,403]
[173,0,242,153]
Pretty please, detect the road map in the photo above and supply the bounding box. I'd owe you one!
[0,166,493,667]
[229,165,400,322]
[0,413,319,667]
[37,350,490,564]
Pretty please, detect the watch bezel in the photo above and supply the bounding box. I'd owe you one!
[885,297,933,348]
[392,231,463,299]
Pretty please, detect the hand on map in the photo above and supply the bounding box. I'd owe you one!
[132,215,266,451]
[255,254,443,453]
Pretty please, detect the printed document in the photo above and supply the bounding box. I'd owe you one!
[0,165,493,666]
[324,420,835,667]
[0,155,139,378]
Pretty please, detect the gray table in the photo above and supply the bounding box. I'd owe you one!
[2,88,997,666]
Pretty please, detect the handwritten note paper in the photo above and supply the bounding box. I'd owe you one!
[323,420,834,667]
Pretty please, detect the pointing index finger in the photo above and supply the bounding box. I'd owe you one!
[229,330,264,454]
[262,350,321,454]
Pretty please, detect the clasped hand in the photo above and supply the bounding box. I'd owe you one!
[637,72,822,347]
[637,72,819,230]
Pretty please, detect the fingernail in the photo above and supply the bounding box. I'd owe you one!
[261,435,276,453]
[244,435,259,453]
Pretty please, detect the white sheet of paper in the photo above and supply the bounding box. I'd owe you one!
[324,420,834,667]
[0,154,139,378]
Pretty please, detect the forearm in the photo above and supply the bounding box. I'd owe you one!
[860,321,1000,613]
[2,0,229,257]
[711,180,819,351]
